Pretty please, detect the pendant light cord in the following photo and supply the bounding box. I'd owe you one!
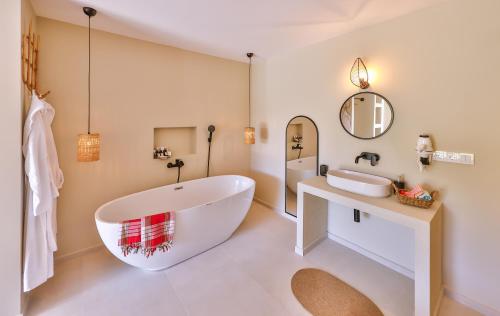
[87,14,91,134]
[248,54,252,127]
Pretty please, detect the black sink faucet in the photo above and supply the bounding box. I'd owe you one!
[355,152,380,166]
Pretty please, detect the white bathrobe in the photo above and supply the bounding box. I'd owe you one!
[23,93,64,292]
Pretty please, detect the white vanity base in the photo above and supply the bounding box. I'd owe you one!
[295,176,443,316]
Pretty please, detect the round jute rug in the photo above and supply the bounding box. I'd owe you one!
[291,268,383,316]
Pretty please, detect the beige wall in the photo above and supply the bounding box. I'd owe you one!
[36,18,250,258]
[0,0,23,315]
[251,0,500,313]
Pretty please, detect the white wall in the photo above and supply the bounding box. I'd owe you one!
[0,0,23,315]
[251,0,500,313]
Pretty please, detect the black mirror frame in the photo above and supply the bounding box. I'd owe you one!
[284,115,319,217]
[339,92,395,140]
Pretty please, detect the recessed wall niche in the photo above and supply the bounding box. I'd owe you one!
[154,127,197,157]
[286,123,303,161]
[288,123,303,139]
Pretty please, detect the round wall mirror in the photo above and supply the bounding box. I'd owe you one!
[339,92,394,139]
[285,116,318,217]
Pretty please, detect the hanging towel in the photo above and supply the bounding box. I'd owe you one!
[119,211,175,257]
[23,93,64,292]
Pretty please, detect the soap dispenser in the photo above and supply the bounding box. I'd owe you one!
[394,174,405,189]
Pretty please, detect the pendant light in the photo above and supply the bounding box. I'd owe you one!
[77,7,100,162]
[350,57,370,89]
[244,52,255,144]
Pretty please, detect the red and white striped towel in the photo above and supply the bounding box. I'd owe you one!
[118,211,175,257]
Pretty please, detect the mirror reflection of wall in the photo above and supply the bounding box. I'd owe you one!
[340,92,394,139]
[285,116,318,217]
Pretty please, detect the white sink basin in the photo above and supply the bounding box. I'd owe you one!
[326,170,392,197]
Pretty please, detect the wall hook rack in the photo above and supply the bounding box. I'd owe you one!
[22,20,50,100]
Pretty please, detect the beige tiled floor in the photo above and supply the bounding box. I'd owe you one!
[27,202,480,316]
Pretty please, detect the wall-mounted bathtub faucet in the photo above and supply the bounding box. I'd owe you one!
[355,152,380,166]
[167,159,184,183]
[292,143,303,159]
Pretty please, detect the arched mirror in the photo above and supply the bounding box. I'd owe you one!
[285,116,318,217]
[340,92,394,139]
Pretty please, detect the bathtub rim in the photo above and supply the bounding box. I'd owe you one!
[95,175,255,224]
[286,155,317,171]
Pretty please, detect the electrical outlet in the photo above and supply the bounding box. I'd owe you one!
[432,151,474,165]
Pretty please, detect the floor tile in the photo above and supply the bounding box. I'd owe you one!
[26,202,480,316]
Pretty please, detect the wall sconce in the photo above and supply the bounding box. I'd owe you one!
[350,57,369,89]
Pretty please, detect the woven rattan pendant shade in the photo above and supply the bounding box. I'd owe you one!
[77,133,100,162]
[244,52,255,144]
[78,7,100,162]
[244,127,255,144]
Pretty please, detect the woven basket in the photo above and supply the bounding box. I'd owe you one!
[392,183,437,209]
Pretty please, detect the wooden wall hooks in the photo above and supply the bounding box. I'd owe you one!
[22,21,50,99]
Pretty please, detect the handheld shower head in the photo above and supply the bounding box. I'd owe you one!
[207,125,216,177]
[208,125,215,142]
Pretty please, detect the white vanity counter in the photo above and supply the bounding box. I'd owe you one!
[295,176,443,316]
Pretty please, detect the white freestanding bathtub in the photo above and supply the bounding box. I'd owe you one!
[286,156,317,194]
[95,175,255,270]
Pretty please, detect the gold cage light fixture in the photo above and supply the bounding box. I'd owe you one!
[350,57,370,89]
[244,52,256,144]
[77,7,100,162]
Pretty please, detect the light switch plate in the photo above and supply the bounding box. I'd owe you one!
[432,151,474,165]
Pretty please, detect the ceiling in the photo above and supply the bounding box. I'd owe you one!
[31,0,445,62]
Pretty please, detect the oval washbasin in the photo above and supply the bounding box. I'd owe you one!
[326,170,392,197]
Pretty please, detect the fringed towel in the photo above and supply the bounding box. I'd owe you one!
[118,211,175,257]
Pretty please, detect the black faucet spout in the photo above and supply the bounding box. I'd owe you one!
[167,159,184,183]
[354,152,380,166]
[167,159,184,169]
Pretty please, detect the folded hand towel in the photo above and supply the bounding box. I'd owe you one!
[118,211,175,257]
[399,185,425,199]
[417,191,432,201]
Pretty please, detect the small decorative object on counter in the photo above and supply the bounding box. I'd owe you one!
[320,164,329,177]
[393,174,405,189]
[153,147,172,160]
[392,183,437,209]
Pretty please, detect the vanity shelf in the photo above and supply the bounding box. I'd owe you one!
[295,176,442,316]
